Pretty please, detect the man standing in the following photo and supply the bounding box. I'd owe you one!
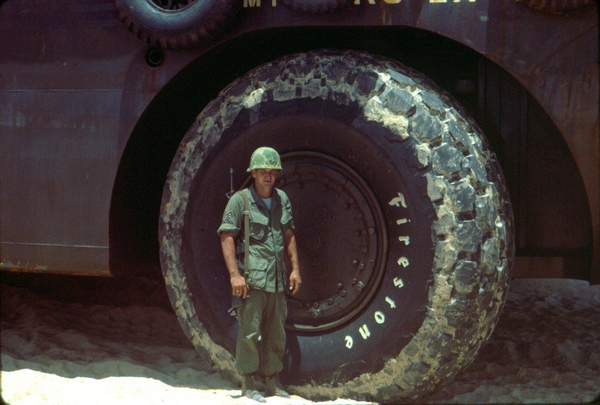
[218,147,301,403]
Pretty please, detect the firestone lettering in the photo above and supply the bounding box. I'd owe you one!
[345,335,354,349]
[388,193,407,208]
[343,183,415,349]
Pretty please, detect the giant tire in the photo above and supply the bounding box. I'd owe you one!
[113,0,239,49]
[159,50,514,403]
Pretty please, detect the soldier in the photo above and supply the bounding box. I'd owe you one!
[218,147,301,403]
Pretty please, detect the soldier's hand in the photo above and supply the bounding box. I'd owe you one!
[231,274,248,299]
[288,269,301,296]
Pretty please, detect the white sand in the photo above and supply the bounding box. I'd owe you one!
[1,277,599,404]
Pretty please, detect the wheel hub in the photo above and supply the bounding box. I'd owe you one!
[276,152,387,333]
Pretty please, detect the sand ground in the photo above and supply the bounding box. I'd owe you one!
[1,275,599,404]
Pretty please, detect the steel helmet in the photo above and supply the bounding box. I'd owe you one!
[247,147,282,172]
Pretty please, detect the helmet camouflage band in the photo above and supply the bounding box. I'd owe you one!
[247,147,282,172]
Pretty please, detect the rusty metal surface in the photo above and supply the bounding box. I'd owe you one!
[0,0,597,279]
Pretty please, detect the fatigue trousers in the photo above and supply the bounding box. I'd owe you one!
[235,289,287,376]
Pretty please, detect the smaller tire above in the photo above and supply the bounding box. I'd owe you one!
[113,0,239,49]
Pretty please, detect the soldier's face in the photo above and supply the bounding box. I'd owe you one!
[252,169,279,192]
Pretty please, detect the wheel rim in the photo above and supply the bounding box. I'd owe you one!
[244,152,388,333]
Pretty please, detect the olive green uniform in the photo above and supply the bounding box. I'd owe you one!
[217,186,294,376]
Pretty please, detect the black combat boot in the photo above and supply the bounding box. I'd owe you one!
[265,373,290,398]
[242,373,266,403]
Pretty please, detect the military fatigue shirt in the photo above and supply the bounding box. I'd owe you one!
[217,186,295,293]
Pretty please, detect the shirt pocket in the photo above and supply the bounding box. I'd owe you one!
[250,212,269,242]
[247,257,268,290]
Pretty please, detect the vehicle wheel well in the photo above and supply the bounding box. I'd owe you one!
[108,25,592,280]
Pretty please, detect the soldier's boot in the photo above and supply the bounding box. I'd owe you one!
[265,373,291,398]
[242,373,266,403]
